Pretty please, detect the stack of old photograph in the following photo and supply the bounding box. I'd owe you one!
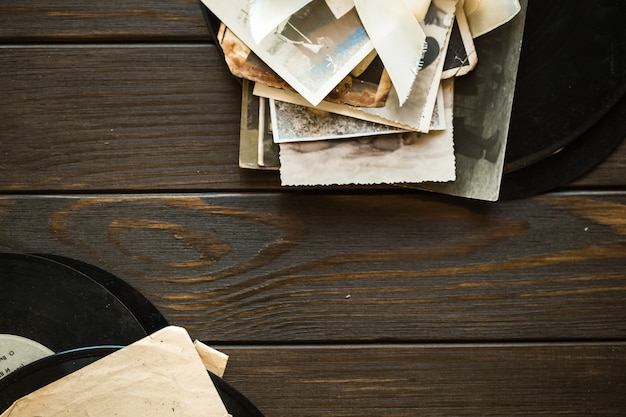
[201,0,525,201]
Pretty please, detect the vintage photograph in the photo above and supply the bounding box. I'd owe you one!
[202,0,374,105]
[269,98,404,143]
[278,79,456,186]
[442,2,478,79]
[254,80,444,132]
[353,0,429,105]
[258,96,280,168]
[357,0,458,132]
[420,1,527,200]
[239,80,278,170]
[219,23,391,108]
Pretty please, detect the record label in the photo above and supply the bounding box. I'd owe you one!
[0,334,53,380]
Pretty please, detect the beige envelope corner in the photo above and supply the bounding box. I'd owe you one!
[194,339,229,377]
[1,325,230,417]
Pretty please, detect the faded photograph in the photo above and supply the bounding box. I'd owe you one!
[239,80,262,169]
[202,0,373,105]
[420,0,527,201]
[279,79,456,186]
[442,3,478,78]
[220,22,390,108]
[258,97,280,168]
[267,0,373,104]
[357,0,457,132]
[239,80,278,170]
[270,98,403,143]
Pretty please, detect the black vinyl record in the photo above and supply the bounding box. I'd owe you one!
[0,253,159,353]
[0,347,264,417]
[1,254,265,415]
[500,0,626,198]
[200,1,626,199]
[35,254,169,335]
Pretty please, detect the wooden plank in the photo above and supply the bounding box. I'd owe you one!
[0,45,244,191]
[0,1,209,41]
[1,193,624,342]
[217,343,626,417]
[1,46,623,192]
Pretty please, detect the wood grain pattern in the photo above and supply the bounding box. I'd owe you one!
[1,3,625,416]
[0,46,624,192]
[1,193,624,343]
[218,343,626,417]
[0,1,209,41]
[0,45,243,191]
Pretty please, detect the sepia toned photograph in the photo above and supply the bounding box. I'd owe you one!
[202,0,373,105]
[258,96,280,168]
[442,2,478,79]
[420,0,527,200]
[239,80,278,170]
[219,23,391,108]
[278,79,456,186]
[356,0,458,132]
[269,98,404,143]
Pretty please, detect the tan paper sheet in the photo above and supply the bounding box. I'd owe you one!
[248,0,313,43]
[1,326,230,417]
[354,0,428,106]
[194,340,229,377]
[463,0,521,38]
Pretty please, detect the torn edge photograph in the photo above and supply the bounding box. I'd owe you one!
[269,98,404,143]
[278,78,456,186]
[201,0,374,105]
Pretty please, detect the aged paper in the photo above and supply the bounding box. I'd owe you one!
[441,2,477,78]
[240,79,265,169]
[356,0,457,132]
[255,80,446,132]
[201,0,374,105]
[404,0,432,21]
[218,24,291,92]
[219,23,390,108]
[324,0,354,19]
[270,98,404,143]
[257,96,280,167]
[255,82,414,130]
[419,0,527,201]
[194,340,228,378]
[279,78,455,186]
[1,327,230,417]
[463,0,521,38]
[353,0,428,105]
[248,0,313,43]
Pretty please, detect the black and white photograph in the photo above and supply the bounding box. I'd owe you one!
[269,98,404,143]
[421,1,527,200]
[279,79,455,186]
[203,0,373,105]
[356,0,457,132]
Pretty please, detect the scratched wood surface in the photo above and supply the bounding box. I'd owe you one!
[0,1,209,41]
[0,193,625,343]
[1,1,625,416]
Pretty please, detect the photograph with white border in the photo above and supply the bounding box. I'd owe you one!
[201,0,374,105]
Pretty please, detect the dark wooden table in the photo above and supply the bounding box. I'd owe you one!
[1,2,625,416]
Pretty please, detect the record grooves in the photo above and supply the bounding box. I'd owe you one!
[0,253,264,417]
